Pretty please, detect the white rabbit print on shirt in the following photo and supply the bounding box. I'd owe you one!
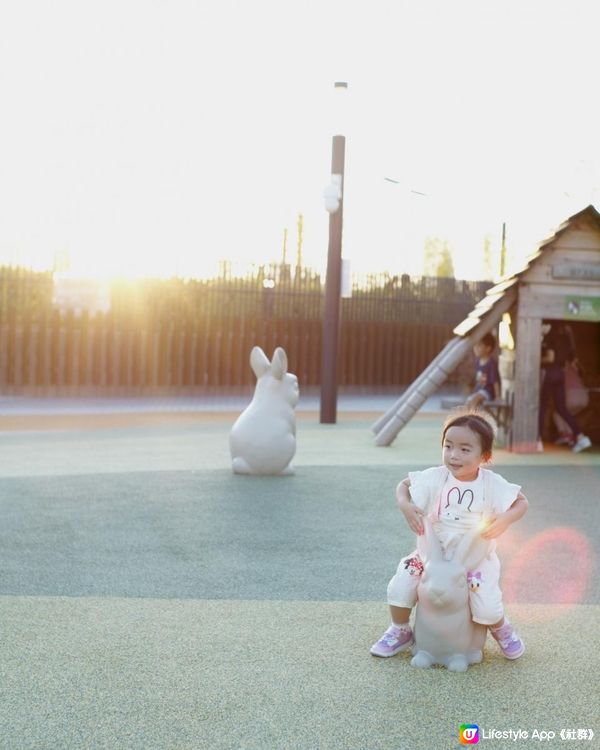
[439,472,485,529]
[445,486,475,511]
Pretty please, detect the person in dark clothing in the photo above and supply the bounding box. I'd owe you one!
[538,322,591,453]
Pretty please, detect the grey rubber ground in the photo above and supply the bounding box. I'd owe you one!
[1,404,598,749]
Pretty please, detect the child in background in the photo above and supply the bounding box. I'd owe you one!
[370,410,528,660]
[466,333,500,408]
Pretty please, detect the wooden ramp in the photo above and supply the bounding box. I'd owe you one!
[372,285,518,446]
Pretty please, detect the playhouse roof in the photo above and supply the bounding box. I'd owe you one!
[372,205,600,446]
[453,204,600,337]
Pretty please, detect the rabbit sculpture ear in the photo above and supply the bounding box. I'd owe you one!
[453,527,490,572]
[418,517,443,564]
[271,347,288,380]
[250,346,270,378]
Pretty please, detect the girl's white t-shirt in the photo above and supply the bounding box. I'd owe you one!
[407,465,521,557]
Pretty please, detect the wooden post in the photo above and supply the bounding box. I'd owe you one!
[14,324,23,389]
[112,328,122,391]
[42,314,51,391]
[177,329,185,390]
[511,316,542,453]
[140,329,148,392]
[72,326,81,389]
[125,328,134,391]
[151,330,160,389]
[99,318,108,388]
[28,322,38,389]
[85,317,94,388]
[500,222,507,277]
[0,323,8,390]
[320,134,345,423]
[57,317,66,390]
[165,324,173,387]
[189,327,197,390]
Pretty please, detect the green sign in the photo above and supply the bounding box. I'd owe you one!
[564,295,600,322]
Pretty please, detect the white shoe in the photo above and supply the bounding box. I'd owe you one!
[536,439,544,453]
[572,435,592,453]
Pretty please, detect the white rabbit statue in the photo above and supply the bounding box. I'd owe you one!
[229,346,299,475]
[410,517,492,672]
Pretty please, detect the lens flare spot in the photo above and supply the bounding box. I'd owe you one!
[503,528,595,616]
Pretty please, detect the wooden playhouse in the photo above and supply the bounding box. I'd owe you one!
[372,204,600,453]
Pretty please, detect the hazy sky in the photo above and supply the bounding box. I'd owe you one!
[1,0,598,279]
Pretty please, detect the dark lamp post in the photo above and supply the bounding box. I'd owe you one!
[320,81,347,424]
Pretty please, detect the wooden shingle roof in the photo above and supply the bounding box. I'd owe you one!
[453,204,600,337]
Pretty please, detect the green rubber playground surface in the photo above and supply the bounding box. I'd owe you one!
[1,408,598,749]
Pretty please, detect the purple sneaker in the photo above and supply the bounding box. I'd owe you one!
[370,624,413,657]
[490,620,525,660]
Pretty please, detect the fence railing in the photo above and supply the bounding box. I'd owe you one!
[0,265,491,394]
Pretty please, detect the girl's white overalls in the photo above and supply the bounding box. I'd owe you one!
[386,468,505,625]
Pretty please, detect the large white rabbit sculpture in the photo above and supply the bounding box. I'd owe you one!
[410,518,492,672]
[229,346,299,475]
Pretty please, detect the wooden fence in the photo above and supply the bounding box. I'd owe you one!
[0,267,490,394]
[0,313,458,394]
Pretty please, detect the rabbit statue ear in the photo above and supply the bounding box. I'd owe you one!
[454,527,490,571]
[271,347,288,380]
[250,346,271,378]
[420,517,443,563]
[416,527,427,560]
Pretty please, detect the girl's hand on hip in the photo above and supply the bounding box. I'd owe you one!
[402,504,426,535]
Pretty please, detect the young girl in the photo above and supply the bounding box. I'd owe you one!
[370,410,529,660]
